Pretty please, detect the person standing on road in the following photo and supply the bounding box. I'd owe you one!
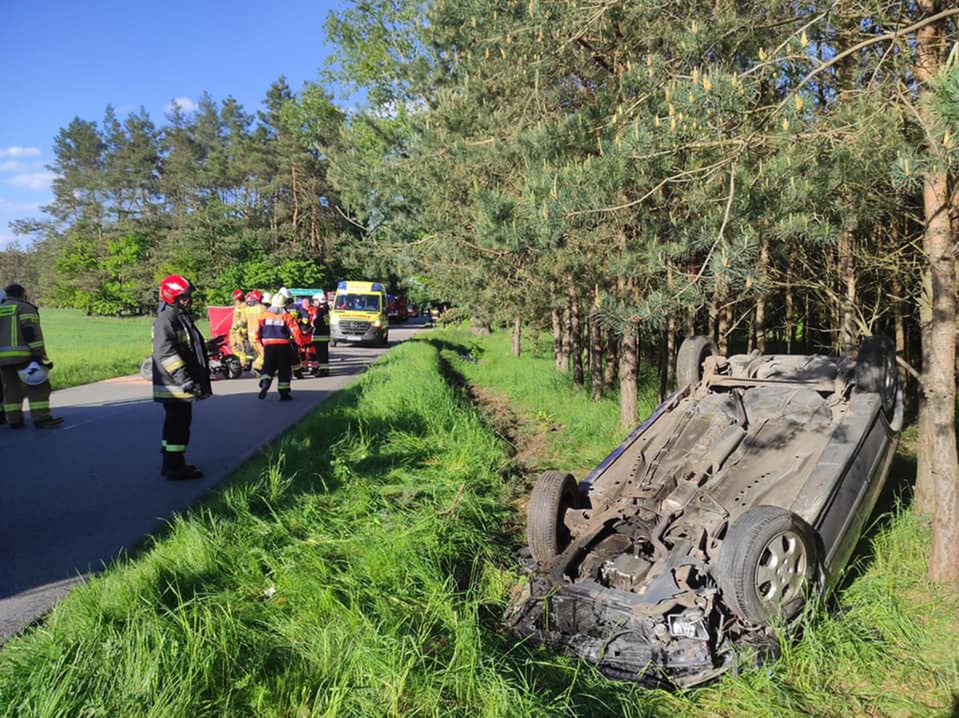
[256,293,294,401]
[311,292,331,376]
[0,283,63,429]
[153,275,211,480]
[229,289,250,369]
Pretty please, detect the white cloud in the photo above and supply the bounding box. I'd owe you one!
[6,171,56,191]
[165,96,198,114]
[0,146,41,158]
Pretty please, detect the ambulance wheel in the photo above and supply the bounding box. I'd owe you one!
[139,357,153,381]
[223,356,243,379]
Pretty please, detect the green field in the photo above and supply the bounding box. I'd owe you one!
[39,308,210,390]
[0,328,955,716]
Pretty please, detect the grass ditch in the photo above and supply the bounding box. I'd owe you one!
[0,328,956,716]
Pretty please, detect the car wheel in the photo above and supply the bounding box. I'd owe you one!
[528,470,579,563]
[224,356,243,379]
[676,335,719,388]
[855,335,897,418]
[717,506,819,625]
[139,357,153,381]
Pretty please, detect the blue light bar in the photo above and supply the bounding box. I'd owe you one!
[337,280,347,290]
[372,282,383,291]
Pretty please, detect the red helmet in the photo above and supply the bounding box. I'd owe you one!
[232,289,244,301]
[159,274,194,304]
[247,290,263,303]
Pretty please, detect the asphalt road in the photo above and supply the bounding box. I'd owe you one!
[0,321,427,641]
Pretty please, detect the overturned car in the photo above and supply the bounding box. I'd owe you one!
[507,336,903,687]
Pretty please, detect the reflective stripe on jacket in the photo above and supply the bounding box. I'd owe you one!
[0,298,45,367]
[152,303,211,403]
[257,308,292,346]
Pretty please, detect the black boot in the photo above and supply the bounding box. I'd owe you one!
[258,378,270,400]
[279,390,293,401]
[162,451,204,480]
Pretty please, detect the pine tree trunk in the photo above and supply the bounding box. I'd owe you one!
[620,323,638,429]
[666,317,676,389]
[590,284,603,400]
[560,306,571,374]
[839,224,857,356]
[785,265,795,354]
[568,283,584,389]
[686,306,696,339]
[756,240,768,353]
[551,304,563,372]
[915,1,959,582]
[718,300,731,355]
[604,333,619,389]
[511,317,521,358]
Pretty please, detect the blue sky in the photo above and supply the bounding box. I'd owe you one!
[0,0,349,247]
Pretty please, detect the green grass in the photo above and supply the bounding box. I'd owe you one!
[39,308,210,390]
[1,328,956,717]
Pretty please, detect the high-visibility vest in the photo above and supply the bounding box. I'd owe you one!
[0,298,44,367]
[257,308,292,346]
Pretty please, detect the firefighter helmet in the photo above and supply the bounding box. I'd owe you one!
[247,290,263,303]
[312,292,326,304]
[232,289,244,301]
[261,291,273,305]
[278,286,291,299]
[18,361,48,386]
[159,275,194,304]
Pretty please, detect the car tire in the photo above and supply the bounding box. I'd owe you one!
[717,506,819,625]
[224,356,243,379]
[676,335,719,388]
[855,335,897,418]
[140,357,153,381]
[528,471,579,563]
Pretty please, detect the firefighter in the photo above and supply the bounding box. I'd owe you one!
[256,293,295,401]
[229,289,250,368]
[245,290,265,373]
[0,283,62,429]
[311,292,331,376]
[153,274,211,480]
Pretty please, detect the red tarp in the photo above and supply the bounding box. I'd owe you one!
[207,306,234,339]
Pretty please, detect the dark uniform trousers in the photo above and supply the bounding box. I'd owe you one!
[312,337,330,373]
[0,365,52,424]
[162,402,192,452]
[262,344,292,394]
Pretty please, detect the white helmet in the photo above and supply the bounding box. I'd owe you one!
[278,286,291,299]
[18,361,48,386]
[261,291,273,305]
[270,293,286,309]
[312,292,326,304]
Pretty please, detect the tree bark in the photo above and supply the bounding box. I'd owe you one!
[718,301,731,355]
[558,307,570,374]
[568,282,584,389]
[785,265,795,353]
[604,333,619,389]
[511,316,521,358]
[620,323,638,429]
[756,240,768,354]
[839,224,858,356]
[590,284,603,400]
[666,316,676,389]
[551,293,564,372]
[915,0,959,583]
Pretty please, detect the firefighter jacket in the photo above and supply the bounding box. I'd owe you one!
[231,301,249,337]
[247,303,265,340]
[152,302,212,402]
[257,307,294,346]
[0,297,46,367]
[312,306,330,337]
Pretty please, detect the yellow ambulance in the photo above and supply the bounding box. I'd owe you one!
[329,280,389,346]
